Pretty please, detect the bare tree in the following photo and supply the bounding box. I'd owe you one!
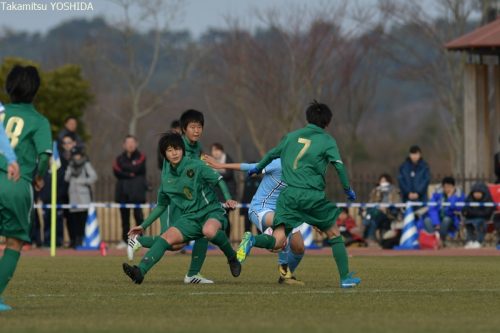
[376,0,483,174]
[97,0,188,135]
[200,2,380,179]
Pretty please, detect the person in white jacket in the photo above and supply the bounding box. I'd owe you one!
[65,146,97,248]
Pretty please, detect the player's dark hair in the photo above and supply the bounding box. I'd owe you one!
[170,120,181,129]
[211,142,224,151]
[5,65,41,103]
[442,176,455,187]
[409,145,421,154]
[158,132,185,159]
[305,100,332,129]
[180,109,204,132]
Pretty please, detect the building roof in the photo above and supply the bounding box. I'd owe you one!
[445,18,500,52]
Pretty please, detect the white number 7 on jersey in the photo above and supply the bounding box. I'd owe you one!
[293,138,311,169]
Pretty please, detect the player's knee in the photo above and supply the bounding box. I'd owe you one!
[6,238,23,251]
[325,225,341,239]
[291,233,305,254]
[202,226,217,239]
[291,242,305,254]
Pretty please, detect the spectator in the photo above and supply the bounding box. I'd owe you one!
[157,120,182,170]
[362,174,400,246]
[422,177,464,245]
[495,135,500,184]
[398,145,431,202]
[113,135,147,249]
[35,133,75,247]
[336,208,366,247]
[210,143,237,198]
[65,146,97,248]
[57,116,84,148]
[462,183,494,249]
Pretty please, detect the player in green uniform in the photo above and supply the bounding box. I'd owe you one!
[122,132,241,284]
[128,110,215,284]
[0,65,52,311]
[237,101,361,288]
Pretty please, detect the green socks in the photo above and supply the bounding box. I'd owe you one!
[209,230,236,259]
[0,248,21,295]
[137,236,158,248]
[138,237,172,275]
[327,236,349,280]
[187,238,208,277]
[254,234,276,250]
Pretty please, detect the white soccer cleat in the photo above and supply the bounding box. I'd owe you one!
[184,274,214,284]
[127,236,142,261]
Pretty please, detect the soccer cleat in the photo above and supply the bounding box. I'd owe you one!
[127,235,142,261]
[122,263,144,284]
[184,274,214,284]
[278,275,305,286]
[278,264,293,279]
[0,299,12,312]
[228,255,242,277]
[237,232,254,263]
[340,272,361,289]
[278,264,305,286]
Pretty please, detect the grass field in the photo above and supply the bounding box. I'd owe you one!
[1,253,500,333]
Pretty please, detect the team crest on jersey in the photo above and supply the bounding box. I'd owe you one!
[186,169,195,178]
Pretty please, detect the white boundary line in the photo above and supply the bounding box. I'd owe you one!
[11,288,500,299]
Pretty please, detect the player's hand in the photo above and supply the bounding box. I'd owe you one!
[33,175,45,191]
[128,226,144,236]
[247,167,261,177]
[7,162,20,182]
[223,200,238,210]
[344,187,356,201]
[203,154,221,169]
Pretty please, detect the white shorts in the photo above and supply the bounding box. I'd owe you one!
[249,208,302,234]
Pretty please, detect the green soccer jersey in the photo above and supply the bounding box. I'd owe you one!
[157,157,227,214]
[182,135,202,159]
[257,124,350,191]
[0,103,52,182]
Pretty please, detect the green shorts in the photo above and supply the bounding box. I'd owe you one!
[0,173,34,242]
[273,186,341,236]
[159,205,175,233]
[173,206,228,242]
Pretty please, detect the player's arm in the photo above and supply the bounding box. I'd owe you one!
[203,154,257,172]
[33,118,53,189]
[253,136,287,174]
[200,163,237,208]
[326,140,356,200]
[135,188,170,232]
[326,141,350,190]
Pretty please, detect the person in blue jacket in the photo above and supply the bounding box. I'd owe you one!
[398,145,431,202]
[422,176,464,245]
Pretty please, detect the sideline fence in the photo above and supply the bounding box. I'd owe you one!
[21,201,499,248]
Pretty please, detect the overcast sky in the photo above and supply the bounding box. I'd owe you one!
[0,0,387,36]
